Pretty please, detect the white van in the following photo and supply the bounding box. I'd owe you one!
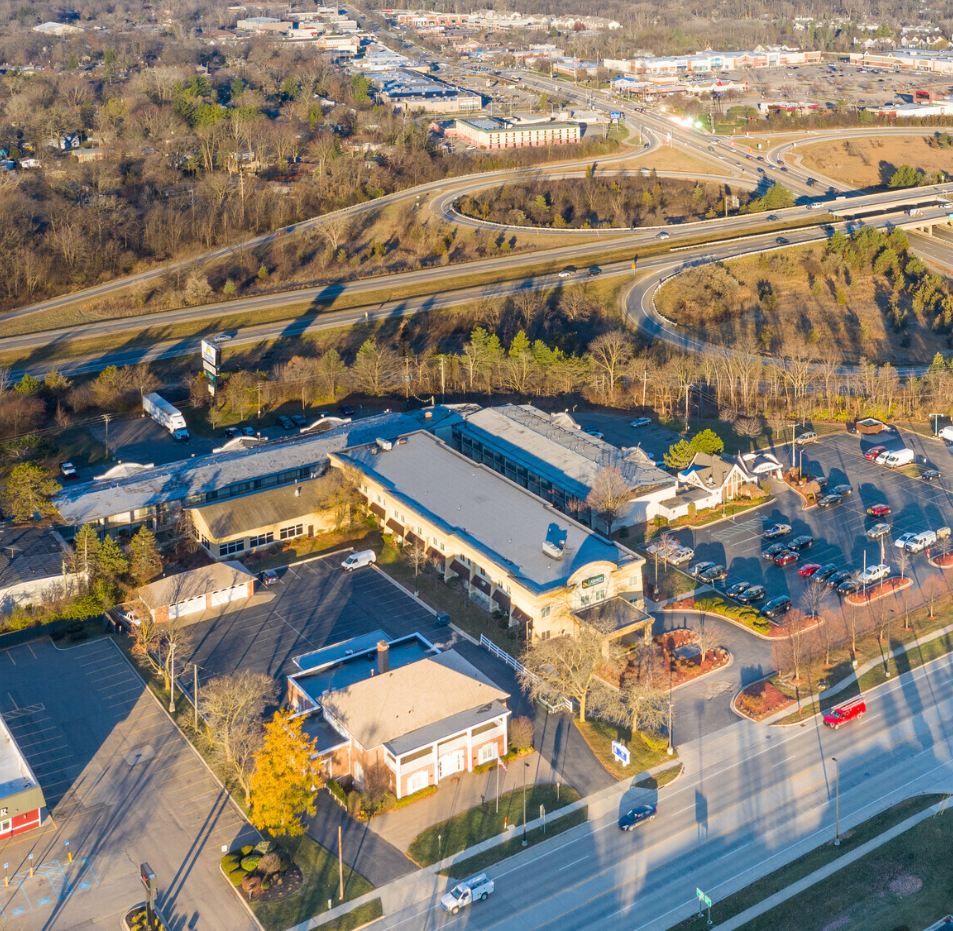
[940,425,953,442]
[883,448,915,468]
[341,549,377,571]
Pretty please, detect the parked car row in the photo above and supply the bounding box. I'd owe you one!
[864,446,915,468]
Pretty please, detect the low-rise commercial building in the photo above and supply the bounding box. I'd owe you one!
[850,49,953,72]
[289,634,509,798]
[0,714,46,839]
[658,452,753,521]
[372,70,483,113]
[331,431,648,641]
[452,404,675,530]
[448,117,581,149]
[0,526,81,615]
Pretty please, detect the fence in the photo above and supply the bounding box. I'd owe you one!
[479,635,574,713]
[0,615,106,651]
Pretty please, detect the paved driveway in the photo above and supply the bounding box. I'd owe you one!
[0,638,257,931]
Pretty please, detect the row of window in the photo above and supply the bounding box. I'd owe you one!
[214,524,303,557]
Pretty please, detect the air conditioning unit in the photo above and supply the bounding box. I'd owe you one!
[542,540,565,559]
[376,438,393,451]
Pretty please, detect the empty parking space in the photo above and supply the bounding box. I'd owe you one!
[0,639,257,931]
[184,553,443,682]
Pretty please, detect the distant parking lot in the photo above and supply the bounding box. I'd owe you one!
[672,430,953,611]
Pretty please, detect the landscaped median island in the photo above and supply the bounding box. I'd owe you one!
[669,795,946,931]
[407,784,582,867]
[573,718,673,781]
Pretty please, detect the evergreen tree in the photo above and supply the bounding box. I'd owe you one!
[128,528,162,586]
[94,535,128,582]
[1,464,61,523]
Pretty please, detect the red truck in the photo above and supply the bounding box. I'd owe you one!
[823,698,866,729]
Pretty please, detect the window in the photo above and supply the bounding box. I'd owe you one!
[219,540,245,557]
[406,770,428,794]
[250,532,274,548]
[540,606,551,618]
[478,744,498,764]
[200,535,210,548]
[279,524,304,540]
[0,819,9,835]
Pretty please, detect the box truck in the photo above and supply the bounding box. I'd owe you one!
[143,393,190,442]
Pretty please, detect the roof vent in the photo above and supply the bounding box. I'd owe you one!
[295,486,302,497]
[376,438,393,452]
[542,539,564,559]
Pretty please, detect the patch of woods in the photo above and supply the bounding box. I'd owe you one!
[0,44,618,313]
[659,225,953,357]
[456,174,748,229]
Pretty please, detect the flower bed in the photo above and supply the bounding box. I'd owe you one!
[735,680,796,721]
[657,629,730,686]
[845,576,913,605]
[931,554,953,569]
[666,595,776,636]
[221,841,302,903]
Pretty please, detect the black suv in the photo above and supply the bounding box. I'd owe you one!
[737,584,766,604]
[762,595,793,619]
[788,535,815,551]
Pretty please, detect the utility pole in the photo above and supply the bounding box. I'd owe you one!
[168,642,176,713]
[521,761,529,847]
[193,663,199,731]
[832,757,840,845]
[338,825,344,899]
[256,382,262,423]
[102,413,112,461]
[440,356,446,402]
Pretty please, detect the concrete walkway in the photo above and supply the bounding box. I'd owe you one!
[760,615,953,726]
[714,800,946,931]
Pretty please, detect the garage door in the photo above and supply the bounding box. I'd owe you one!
[168,595,207,619]
[209,585,247,608]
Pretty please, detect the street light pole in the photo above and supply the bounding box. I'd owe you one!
[833,756,840,845]
[168,642,176,713]
[521,762,529,847]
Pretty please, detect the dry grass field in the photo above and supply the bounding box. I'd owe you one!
[798,135,952,189]
[655,243,943,364]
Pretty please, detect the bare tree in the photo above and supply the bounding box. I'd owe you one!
[922,574,944,620]
[409,542,428,577]
[696,621,719,660]
[803,578,828,619]
[586,465,632,536]
[518,617,625,723]
[588,330,632,400]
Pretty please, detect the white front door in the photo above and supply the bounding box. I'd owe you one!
[438,750,465,780]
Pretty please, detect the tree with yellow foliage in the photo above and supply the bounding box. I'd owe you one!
[248,710,320,837]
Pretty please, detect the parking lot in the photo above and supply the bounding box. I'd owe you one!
[0,639,257,931]
[182,552,448,682]
[673,430,953,611]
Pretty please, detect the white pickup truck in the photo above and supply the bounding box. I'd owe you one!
[440,874,495,914]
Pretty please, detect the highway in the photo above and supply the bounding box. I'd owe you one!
[372,649,953,931]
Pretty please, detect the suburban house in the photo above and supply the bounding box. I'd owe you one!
[136,562,256,622]
[0,526,84,615]
[657,452,751,521]
[0,715,46,839]
[288,634,510,799]
[452,404,675,530]
[330,431,650,642]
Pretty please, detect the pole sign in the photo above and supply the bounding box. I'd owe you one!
[610,110,622,119]
[611,741,630,766]
[200,340,221,368]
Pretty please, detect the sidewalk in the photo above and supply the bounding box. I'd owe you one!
[760,615,953,726]
[714,800,947,931]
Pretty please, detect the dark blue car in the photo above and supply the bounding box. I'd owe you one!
[619,804,657,831]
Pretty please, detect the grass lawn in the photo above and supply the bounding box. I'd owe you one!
[733,797,951,931]
[670,795,945,931]
[251,835,375,931]
[309,900,383,931]
[636,763,683,790]
[407,783,581,867]
[376,540,519,652]
[573,717,673,781]
[437,807,589,878]
[776,605,953,725]
[644,562,697,603]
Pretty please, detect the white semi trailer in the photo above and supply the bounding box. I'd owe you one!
[143,393,190,442]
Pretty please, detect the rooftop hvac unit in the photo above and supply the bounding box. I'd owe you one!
[376,438,393,451]
[542,539,565,559]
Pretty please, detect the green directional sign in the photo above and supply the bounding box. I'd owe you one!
[696,889,712,907]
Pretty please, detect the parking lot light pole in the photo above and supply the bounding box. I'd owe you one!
[833,757,840,845]
[522,762,530,847]
[931,413,941,437]
[168,642,176,713]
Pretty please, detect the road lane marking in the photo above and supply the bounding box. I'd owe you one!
[558,855,590,871]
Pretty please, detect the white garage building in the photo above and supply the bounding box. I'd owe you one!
[136,562,256,623]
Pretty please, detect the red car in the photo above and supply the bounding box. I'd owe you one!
[774,551,799,567]
[798,563,822,577]
[823,698,866,728]
[864,446,887,460]
[866,503,892,517]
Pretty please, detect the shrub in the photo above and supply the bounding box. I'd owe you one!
[347,790,362,815]
[509,715,535,752]
[228,868,248,887]
[327,778,348,806]
[240,855,261,872]
[394,785,438,809]
[261,878,270,892]
[221,853,240,872]
[258,852,281,876]
[380,791,397,812]
[641,732,669,752]
[254,840,277,855]
[241,873,263,899]
[241,845,254,856]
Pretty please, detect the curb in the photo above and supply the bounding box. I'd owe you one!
[670,647,734,693]
[845,576,914,606]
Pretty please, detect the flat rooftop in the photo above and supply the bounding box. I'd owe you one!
[54,407,464,525]
[293,636,434,703]
[456,404,674,498]
[335,432,639,593]
[295,629,389,671]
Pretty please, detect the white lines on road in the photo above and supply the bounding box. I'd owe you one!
[558,854,590,872]
[718,842,748,859]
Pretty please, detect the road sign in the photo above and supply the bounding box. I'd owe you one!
[611,740,630,766]
[696,888,712,907]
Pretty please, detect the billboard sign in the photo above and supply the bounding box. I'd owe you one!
[200,340,221,369]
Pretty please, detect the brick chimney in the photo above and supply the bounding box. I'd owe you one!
[376,640,390,675]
